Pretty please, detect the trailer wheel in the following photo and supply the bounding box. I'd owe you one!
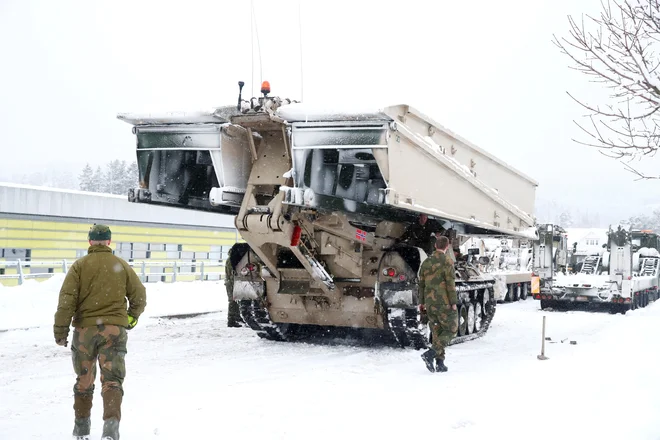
[511,284,519,302]
[457,304,468,336]
[520,283,529,300]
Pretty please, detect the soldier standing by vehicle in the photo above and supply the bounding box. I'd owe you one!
[225,242,250,327]
[53,224,146,440]
[418,235,459,373]
[400,213,445,255]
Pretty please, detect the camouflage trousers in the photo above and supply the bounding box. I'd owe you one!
[71,325,127,420]
[427,307,458,360]
[226,282,244,325]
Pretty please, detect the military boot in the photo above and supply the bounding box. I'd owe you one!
[72,417,90,439]
[227,318,243,328]
[435,358,448,373]
[101,418,120,440]
[227,301,244,327]
[421,348,437,373]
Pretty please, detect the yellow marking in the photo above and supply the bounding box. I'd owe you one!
[531,276,540,294]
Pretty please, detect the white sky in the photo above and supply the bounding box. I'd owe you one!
[1,0,659,224]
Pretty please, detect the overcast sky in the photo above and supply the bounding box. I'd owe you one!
[1,0,659,225]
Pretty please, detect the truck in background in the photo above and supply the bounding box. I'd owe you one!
[462,223,568,304]
[533,226,660,312]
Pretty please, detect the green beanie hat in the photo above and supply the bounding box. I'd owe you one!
[88,224,112,241]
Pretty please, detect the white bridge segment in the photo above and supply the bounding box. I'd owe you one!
[380,105,537,239]
[117,101,539,240]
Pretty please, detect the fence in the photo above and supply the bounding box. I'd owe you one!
[0,259,227,286]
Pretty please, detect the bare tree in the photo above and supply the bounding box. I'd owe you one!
[553,0,660,178]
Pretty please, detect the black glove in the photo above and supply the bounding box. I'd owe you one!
[55,338,68,347]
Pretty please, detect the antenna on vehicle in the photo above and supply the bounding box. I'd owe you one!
[250,1,254,97]
[298,0,304,102]
[237,81,245,111]
[251,0,263,96]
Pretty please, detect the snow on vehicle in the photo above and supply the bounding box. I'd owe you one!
[461,236,533,303]
[117,81,539,347]
[533,226,660,312]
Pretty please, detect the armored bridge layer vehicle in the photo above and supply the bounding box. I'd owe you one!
[118,82,539,347]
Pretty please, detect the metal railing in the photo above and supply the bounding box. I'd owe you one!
[0,259,226,286]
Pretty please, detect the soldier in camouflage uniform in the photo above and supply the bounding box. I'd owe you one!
[418,235,459,373]
[54,224,146,440]
[225,242,250,327]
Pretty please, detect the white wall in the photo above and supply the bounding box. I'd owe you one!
[0,182,236,229]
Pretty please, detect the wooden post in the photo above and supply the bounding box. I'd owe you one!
[537,315,549,360]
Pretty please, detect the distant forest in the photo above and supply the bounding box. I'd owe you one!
[78,160,138,195]
[11,160,138,196]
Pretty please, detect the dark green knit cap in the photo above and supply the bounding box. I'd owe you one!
[88,224,111,241]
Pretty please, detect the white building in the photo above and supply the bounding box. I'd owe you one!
[565,228,608,255]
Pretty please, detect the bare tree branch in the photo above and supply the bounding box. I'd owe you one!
[555,0,660,178]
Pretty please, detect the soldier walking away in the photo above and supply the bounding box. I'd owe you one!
[53,224,146,440]
[418,235,459,373]
[225,242,251,327]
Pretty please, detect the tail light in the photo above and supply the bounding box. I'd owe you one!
[382,267,396,277]
[398,274,407,281]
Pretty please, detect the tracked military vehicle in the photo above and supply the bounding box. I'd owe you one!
[117,82,538,348]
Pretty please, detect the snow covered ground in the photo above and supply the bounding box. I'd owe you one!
[1,278,659,439]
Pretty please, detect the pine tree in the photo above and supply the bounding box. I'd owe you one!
[124,161,139,192]
[104,160,129,195]
[93,166,105,193]
[79,164,95,191]
[559,211,573,228]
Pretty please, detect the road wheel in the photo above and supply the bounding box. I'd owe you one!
[474,302,483,332]
[457,304,468,336]
[466,303,475,334]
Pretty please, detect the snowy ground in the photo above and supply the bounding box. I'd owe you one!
[1,278,659,439]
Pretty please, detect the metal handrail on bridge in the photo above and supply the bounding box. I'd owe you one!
[0,259,227,286]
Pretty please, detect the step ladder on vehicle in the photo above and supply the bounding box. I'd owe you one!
[580,255,601,275]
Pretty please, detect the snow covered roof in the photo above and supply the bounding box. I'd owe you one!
[0,182,235,229]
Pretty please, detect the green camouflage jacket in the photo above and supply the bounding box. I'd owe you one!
[53,245,147,340]
[418,250,458,310]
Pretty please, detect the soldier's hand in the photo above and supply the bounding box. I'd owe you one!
[451,304,457,311]
[127,315,138,330]
[418,304,426,313]
[55,338,68,347]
